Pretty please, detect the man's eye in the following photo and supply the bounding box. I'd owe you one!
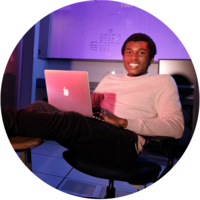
[126,51,131,54]
[139,51,145,55]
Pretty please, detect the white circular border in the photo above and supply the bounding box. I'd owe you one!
[0,0,199,199]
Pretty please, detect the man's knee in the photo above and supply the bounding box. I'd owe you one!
[33,100,47,107]
[26,100,49,112]
[33,100,47,105]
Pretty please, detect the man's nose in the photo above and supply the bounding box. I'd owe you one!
[130,52,138,60]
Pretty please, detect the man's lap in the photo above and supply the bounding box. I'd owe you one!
[19,100,138,165]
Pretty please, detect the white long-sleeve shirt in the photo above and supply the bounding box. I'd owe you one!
[91,72,184,153]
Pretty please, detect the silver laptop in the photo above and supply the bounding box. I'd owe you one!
[44,70,93,117]
[44,70,121,128]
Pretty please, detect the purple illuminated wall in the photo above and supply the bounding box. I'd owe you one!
[49,1,190,61]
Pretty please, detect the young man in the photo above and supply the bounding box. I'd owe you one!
[2,33,184,166]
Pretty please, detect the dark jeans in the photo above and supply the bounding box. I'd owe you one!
[15,101,138,166]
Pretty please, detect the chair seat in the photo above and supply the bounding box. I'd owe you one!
[9,136,43,150]
[63,150,162,185]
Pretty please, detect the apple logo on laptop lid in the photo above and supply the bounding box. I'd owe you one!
[63,87,69,96]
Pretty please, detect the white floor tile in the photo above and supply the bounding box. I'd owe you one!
[32,154,72,177]
[45,140,60,145]
[114,180,137,191]
[33,172,64,188]
[67,168,109,186]
[32,143,68,158]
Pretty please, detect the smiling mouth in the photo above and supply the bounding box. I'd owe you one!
[129,63,139,69]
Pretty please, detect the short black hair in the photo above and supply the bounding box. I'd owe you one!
[121,33,157,60]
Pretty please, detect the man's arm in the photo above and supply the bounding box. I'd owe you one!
[125,76,184,139]
[99,108,128,128]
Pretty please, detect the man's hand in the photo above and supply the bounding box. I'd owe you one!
[99,108,128,128]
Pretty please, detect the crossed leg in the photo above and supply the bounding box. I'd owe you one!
[2,101,138,166]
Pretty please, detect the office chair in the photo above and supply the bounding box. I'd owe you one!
[63,136,176,198]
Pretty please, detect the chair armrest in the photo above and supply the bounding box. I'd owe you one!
[144,136,177,180]
[149,136,175,141]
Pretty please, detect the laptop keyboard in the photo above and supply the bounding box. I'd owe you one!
[91,116,123,129]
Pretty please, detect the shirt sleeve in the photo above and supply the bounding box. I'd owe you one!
[125,75,184,139]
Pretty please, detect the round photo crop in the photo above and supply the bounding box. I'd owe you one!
[0,0,199,200]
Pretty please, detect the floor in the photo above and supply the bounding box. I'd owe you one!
[16,139,181,198]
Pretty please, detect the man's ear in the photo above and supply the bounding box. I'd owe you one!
[150,58,154,64]
[147,58,154,67]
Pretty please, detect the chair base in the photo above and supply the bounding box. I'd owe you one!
[104,179,115,198]
[105,185,115,198]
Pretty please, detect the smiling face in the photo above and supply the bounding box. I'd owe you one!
[123,41,154,77]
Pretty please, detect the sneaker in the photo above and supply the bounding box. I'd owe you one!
[1,106,19,138]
